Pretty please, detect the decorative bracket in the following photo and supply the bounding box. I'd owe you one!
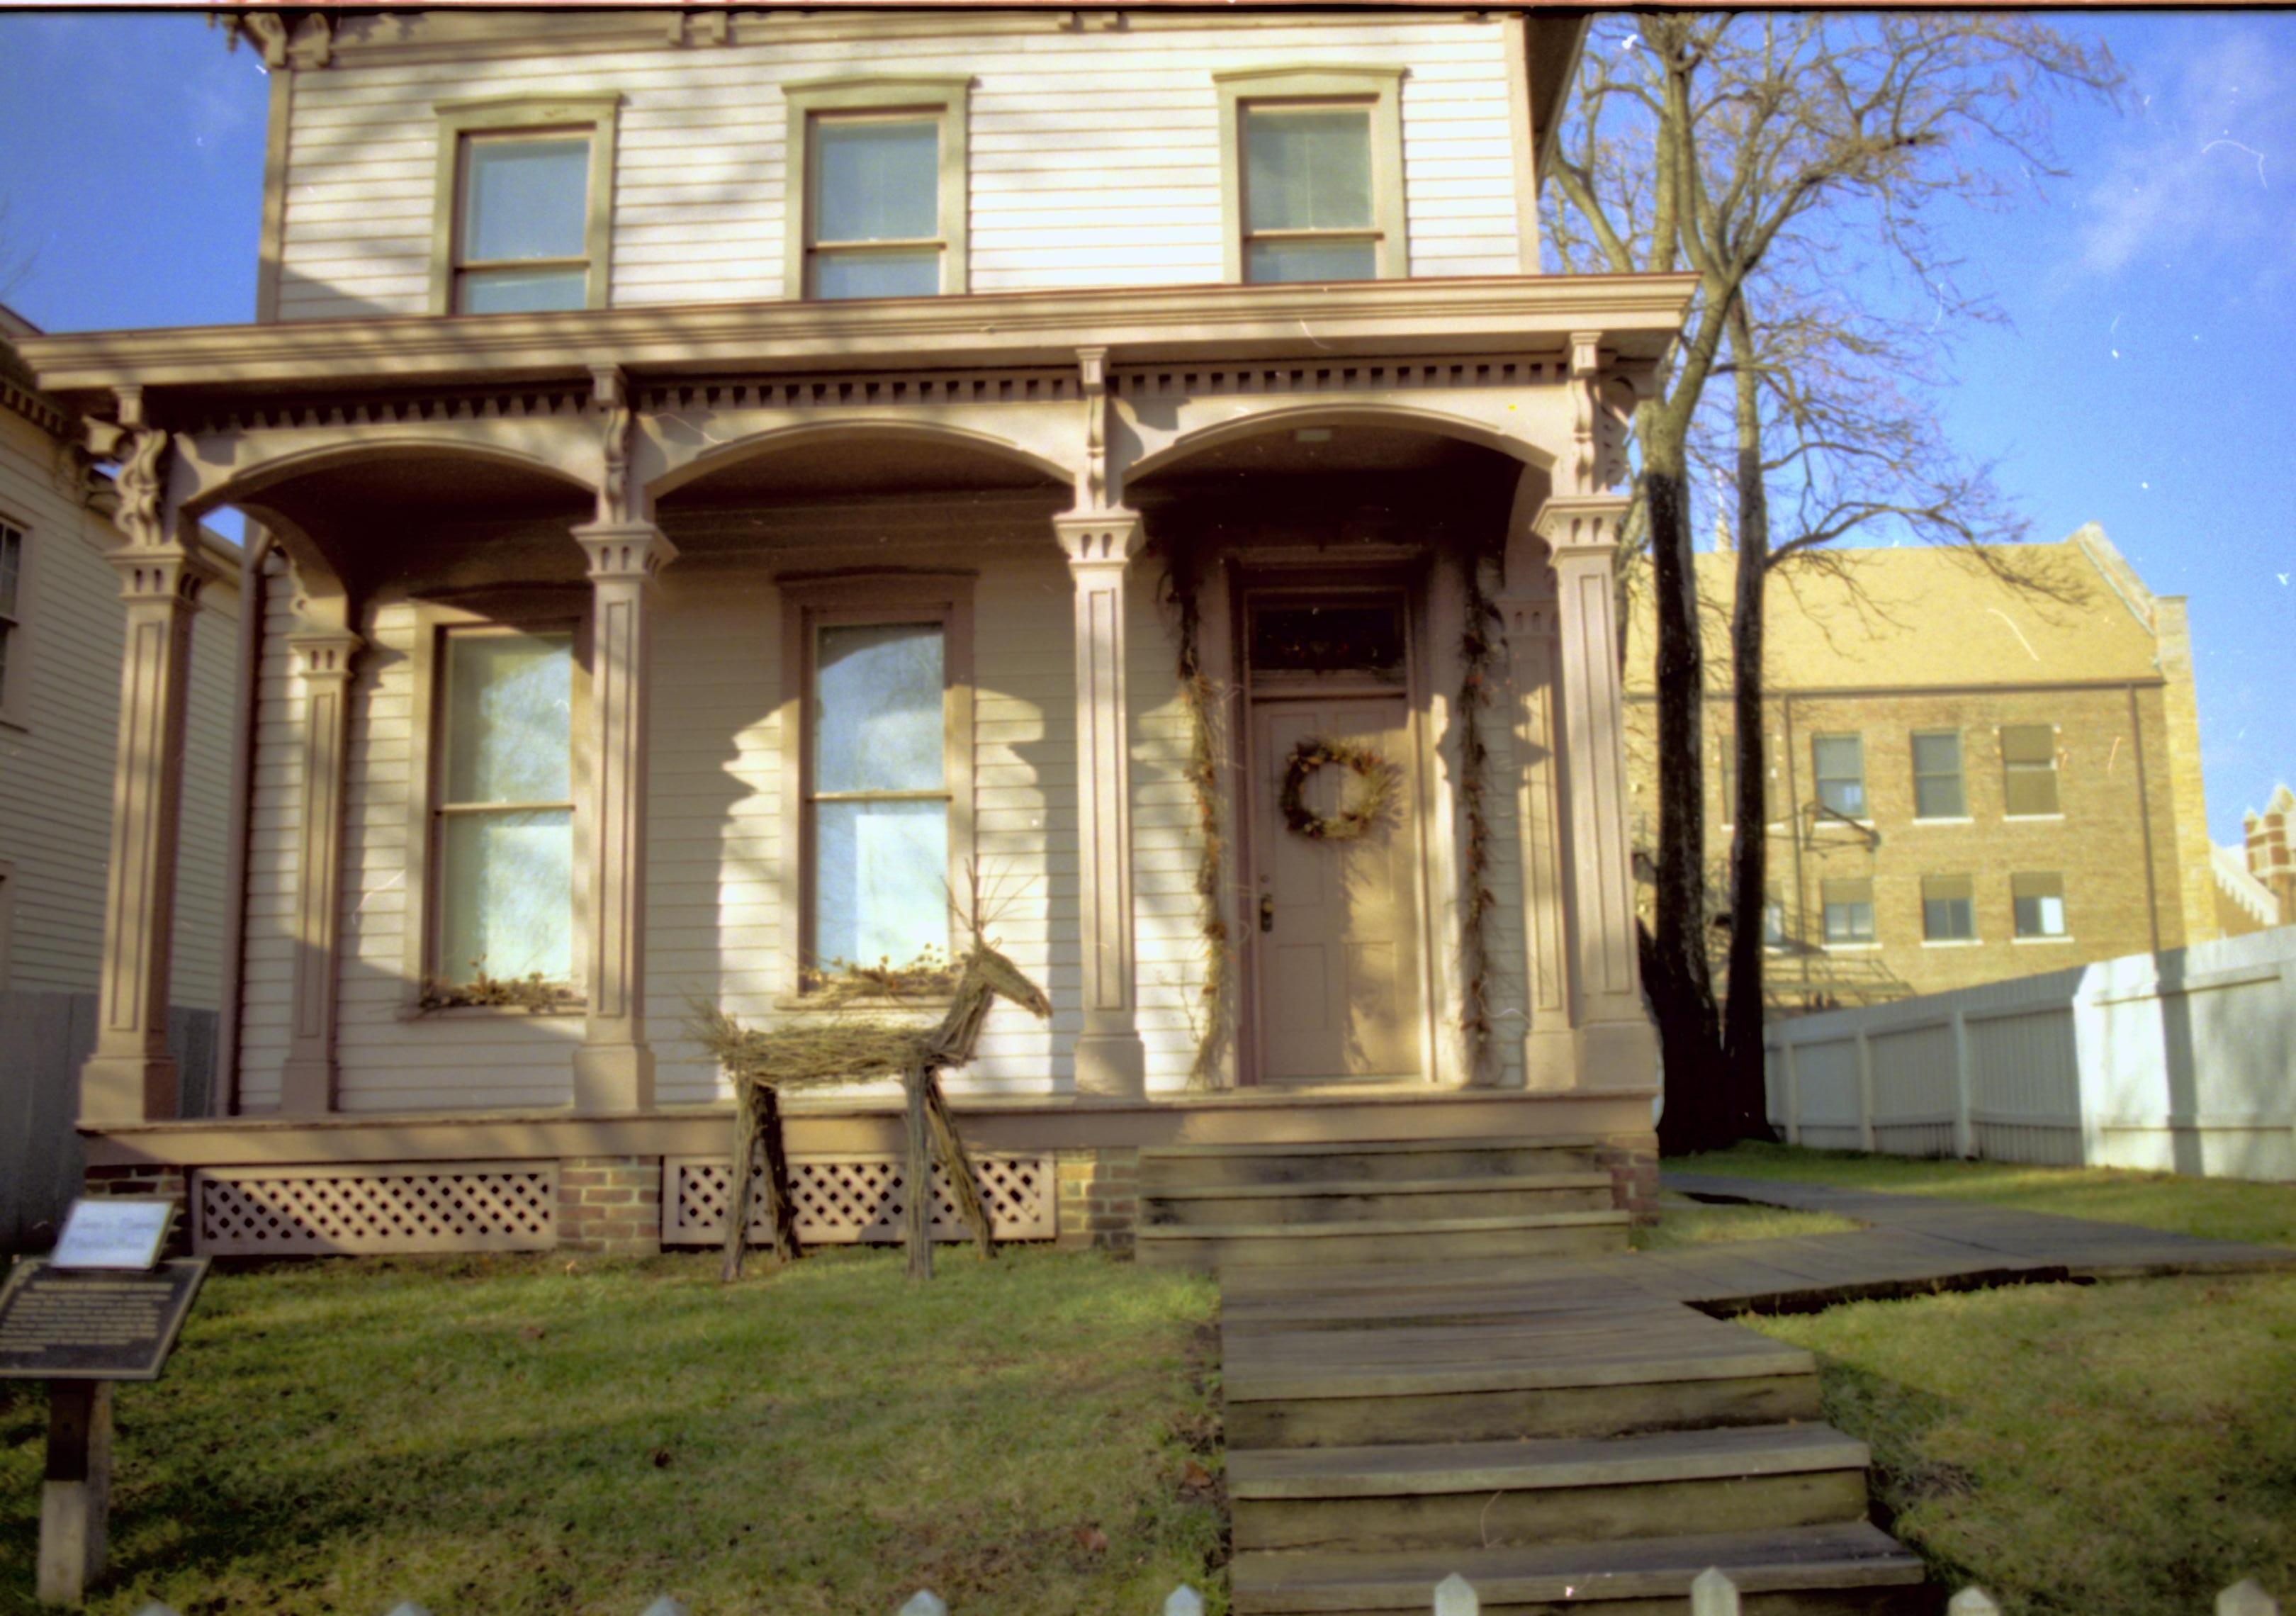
[591,364,638,526]
[1077,346,1111,510]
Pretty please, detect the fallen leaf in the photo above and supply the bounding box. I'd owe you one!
[1073,1525,1108,1554]
[651,1448,673,1469]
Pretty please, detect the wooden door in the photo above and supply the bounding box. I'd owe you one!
[1250,697,1425,1084]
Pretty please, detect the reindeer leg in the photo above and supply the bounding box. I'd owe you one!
[925,1074,997,1260]
[903,1062,934,1281]
[721,1080,762,1284]
[756,1084,802,1264]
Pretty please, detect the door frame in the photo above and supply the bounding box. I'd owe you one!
[1228,561,1443,1089]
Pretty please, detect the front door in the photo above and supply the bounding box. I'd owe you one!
[1244,593,1426,1085]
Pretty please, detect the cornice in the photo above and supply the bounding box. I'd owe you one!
[19,274,1696,411]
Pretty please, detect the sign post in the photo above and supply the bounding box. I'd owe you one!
[0,1197,207,1605]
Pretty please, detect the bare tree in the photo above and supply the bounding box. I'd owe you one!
[1546,13,2119,1152]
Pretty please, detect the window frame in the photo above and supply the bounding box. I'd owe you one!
[1821,877,1876,948]
[1215,66,1407,285]
[1920,873,1977,946]
[1910,729,1968,821]
[429,94,622,317]
[2012,871,2070,942]
[402,594,592,1009]
[1811,731,1868,823]
[783,77,972,302]
[0,512,32,731]
[2000,722,2063,819]
[777,572,975,1000]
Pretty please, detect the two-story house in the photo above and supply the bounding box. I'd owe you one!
[21,8,1694,1258]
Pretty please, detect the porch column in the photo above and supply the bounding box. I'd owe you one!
[277,628,364,1113]
[571,520,677,1113]
[1537,493,1658,1082]
[1054,509,1147,1099]
[79,427,223,1125]
[1495,590,1577,1091]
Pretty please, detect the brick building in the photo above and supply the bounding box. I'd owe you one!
[1623,524,2224,1012]
[2221,783,2294,936]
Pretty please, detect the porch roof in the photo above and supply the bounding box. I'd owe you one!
[18,274,1695,411]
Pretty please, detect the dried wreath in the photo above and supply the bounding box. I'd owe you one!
[1279,735,1401,842]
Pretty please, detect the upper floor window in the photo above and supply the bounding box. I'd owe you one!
[1215,68,1405,285]
[2001,723,2061,817]
[2013,872,2069,939]
[0,518,24,724]
[432,96,621,315]
[1821,877,1874,946]
[1812,733,1867,820]
[1911,730,1966,819]
[784,78,972,301]
[1921,874,1976,943]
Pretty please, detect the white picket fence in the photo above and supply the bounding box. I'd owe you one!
[126,1566,2287,1615]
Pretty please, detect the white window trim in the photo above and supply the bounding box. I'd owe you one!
[1215,65,1407,285]
[782,77,972,301]
[0,512,36,732]
[429,94,622,317]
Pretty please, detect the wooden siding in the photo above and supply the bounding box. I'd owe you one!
[0,407,238,1011]
[274,16,1526,321]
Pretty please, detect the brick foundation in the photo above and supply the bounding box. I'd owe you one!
[1055,1146,1139,1253]
[82,1163,193,1255]
[557,1155,663,1256]
[1596,1134,1661,1226]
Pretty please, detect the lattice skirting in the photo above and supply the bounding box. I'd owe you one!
[193,1162,558,1255]
[663,1154,1057,1246]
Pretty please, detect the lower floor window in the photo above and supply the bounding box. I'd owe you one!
[1922,874,1976,942]
[1822,878,1874,946]
[2013,872,2068,938]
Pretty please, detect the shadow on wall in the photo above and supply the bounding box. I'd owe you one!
[0,991,215,1255]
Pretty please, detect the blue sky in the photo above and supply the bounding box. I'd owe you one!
[0,9,2290,843]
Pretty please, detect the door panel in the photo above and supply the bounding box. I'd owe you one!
[1251,697,1424,1084]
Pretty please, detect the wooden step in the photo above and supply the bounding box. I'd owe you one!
[1224,1317,1824,1447]
[1229,1423,1873,1553]
[1231,1520,1931,1615]
[1145,1172,1619,1228]
[1138,1136,1608,1189]
[1134,1210,1631,1271]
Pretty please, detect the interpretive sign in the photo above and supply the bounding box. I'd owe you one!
[50,1197,174,1271]
[0,1259,210,1381]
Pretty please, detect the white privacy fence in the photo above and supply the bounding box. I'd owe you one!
[1767,926,2296,1179]
[125,1569,2287,1615]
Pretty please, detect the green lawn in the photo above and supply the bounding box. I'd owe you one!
[1678,1145,2296,1615]
[0,1248,1225,1616]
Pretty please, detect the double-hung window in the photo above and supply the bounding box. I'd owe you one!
[1216,68,1405,284]
[0,518,23,724]
[1821,878,1875,946]
[432,96,620,315]
[2001,724,2061,817]
[2013,873,2069,940]
[784,78,971,301]
[782,576,974,990]
[1911,730,1966,819]
[432,627,578,986]
[1812,734,1867,821]
[1920,874,1976,943]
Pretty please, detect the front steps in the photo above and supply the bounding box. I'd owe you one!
[1137,1138,1632,1271]
[1204,1142,1930,1616]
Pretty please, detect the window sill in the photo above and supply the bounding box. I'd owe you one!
[2013,934,2073,945]
[1811,818,1875,834]
[1921,938,1981,948]
[1823,942,1881,953]
[772,994,947,1016]
[1910,816,1974,826]
[2003,814,2066,824]
[400,999,586,1023]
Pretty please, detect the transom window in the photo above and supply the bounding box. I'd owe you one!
[434,629,575,984]
[809,622,951,967]
[1216,67,1405,285]
[784,77,971,303]
[2013,872,2068,939]
[2001,724,2061,817]
[1921,874,1976,943]
[0,520,23,717]
[1812,734,1867,820]
[1911,730,1966,819]
[1821,878,1874,946]
[431,95,619,316]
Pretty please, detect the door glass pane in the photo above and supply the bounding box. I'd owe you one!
[815,623,943,792]
[1248,603,1405,680]
[440,809,573,983]
[1245,237,1378,285]
[462,136,589,262]
[1244,106,1373,231]
[812,249,942,301]
[814,799,947,965]
[458,266,588,315]
[446,631,573,804]
[814,118,938,244]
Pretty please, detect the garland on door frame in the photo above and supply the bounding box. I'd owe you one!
[1278,736,1402,841]
[1160,538,1231,1089]
[1456,547,1503,1081]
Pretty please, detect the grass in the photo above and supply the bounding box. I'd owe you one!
[1680,1144,2296,1614]
[1672,1140,2296,1247]
[0,1247,1225,1616]
[1629,1192,1862,1251]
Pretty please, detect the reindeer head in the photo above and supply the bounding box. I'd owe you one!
[960,939,1053,1021]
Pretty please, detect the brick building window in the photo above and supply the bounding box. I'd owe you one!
[1921,874,1976,943]
[1762,887,1786,949]
[1821,878,1874,946]
[1812,734,1867,819]
[2001,724,2061,817]
[2013,872,2068,939]
[1911,730,1966,819]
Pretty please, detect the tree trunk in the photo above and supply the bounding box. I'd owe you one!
[1720,303,1779,1145]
